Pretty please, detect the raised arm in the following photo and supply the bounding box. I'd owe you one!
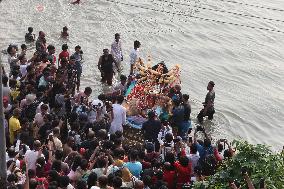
[112,54,119,71]
[194,128,198,144]
[244,173,256,189]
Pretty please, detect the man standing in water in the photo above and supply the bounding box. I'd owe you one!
[111,33,123,72]
[72,45,83,91]
[98,49,118,86]
[129,40,141,75]
[36,31,46,55]
[197,81,215,124]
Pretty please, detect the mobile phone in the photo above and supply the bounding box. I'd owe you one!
[241,166,247,175]
[259,178,265,188]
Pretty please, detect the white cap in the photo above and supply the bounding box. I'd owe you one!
[91,99,103,108]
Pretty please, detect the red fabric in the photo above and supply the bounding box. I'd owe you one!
[163,170,175,189]
[214,148,223,161]
[59,51,69,63]
[180,149,186,157]
[141,160,151,170]
[19,160,25,170]
[35,177,49,189]
[126,84,155,110]
[174,161,192,187]
[43,161,51,177]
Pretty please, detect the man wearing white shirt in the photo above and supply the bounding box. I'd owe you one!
[111,33,123,72]
[7,45,21,73]
[34,104,49,128]
[19,56,29,77]
[109,95,126,134]
[187,144,200,171]
[24,140,45,171]
[36,101,50,114]
[129,40,141,75]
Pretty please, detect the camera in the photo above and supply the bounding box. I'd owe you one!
[241,166,247,175]
[196,126,204,132]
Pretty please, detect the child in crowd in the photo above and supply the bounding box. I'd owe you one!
[61,26,69,38]
[25,27,35,42]
[58,44,69,65]
[20,44,27,53]
[47,45,56,65]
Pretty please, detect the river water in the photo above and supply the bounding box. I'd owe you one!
[0,0,283,150]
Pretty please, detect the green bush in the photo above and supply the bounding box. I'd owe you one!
[193,140,284,189]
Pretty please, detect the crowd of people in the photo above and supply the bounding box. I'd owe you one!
[2,27,256,189]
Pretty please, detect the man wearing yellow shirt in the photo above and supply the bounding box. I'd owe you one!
[9,108,21,145]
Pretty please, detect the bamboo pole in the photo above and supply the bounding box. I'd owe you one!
[0,53,7,187]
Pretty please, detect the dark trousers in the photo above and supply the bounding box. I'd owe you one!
[101,72,114,86]
[197,108,215,123]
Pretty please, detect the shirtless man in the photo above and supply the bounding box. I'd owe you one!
[197,81,215,124]
[61,26,69,38]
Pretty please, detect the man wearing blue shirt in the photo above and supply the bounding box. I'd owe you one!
[124,150,142,178]
[193,127,213,160]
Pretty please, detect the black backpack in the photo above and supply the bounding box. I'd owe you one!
[21,100,41,122]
